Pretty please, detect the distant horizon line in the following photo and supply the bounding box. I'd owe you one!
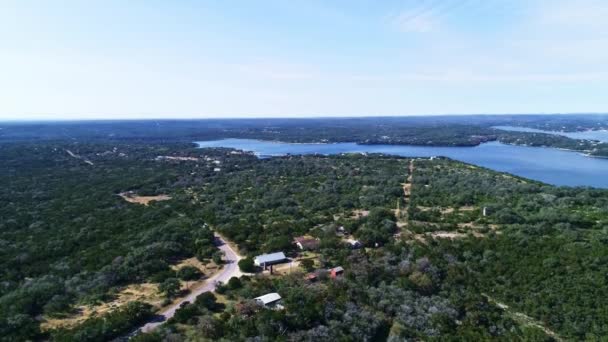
[1,112,608,123]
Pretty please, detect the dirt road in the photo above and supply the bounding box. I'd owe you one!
[137,235,243,333]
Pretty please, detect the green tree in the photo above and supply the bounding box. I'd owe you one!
[159,278,181,298]
[212,251,224,265]
[177,266,203,281]
[195,292,223,312]
[227,277,242,290]
[300,259,315,272]
[238,257,256,273]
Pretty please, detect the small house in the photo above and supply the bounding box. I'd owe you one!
[294,236,320,251]
[345,238,362,249]
[254,292,283,309]
[330,266,344,278]
[305,273,318,282]
[254,252,287,269]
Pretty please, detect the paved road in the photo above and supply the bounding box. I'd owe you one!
[138,235,243,333]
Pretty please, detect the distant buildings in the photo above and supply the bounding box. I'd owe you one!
[155,155,199,162]
[329,266,344,278]
[254,252,287,270]
[305,273,318,282]
[344,238,362,249]
[294,236,320,250]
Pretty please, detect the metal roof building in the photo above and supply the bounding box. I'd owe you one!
[254,292,282,306]
[254,252,287,267]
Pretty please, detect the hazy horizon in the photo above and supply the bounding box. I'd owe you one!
[2,112,608,123]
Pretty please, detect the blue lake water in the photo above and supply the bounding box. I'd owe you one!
[494,125,608,142]
[197,139,608,188]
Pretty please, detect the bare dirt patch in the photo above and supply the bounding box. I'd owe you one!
[270,260,300,275]
[156,156,199,162]
[457,222,501,233]
[351,209,370,218]
[119,192,172,206]
[428,232,469,239]
[427,231,485,239]
[396,221,408,228]
[417,206,476,214]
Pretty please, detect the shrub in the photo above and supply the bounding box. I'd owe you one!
[159,278,181,298]
[195,292,224,312]
[212,251,224,265]
[300,259,315,272]
[177,266,203,281]
[171,302,200,324]
[227,277,242,290]
[238,257,256,273]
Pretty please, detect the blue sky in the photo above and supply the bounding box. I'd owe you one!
[1,0,607,120]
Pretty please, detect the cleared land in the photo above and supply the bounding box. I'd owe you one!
[119,192,172,206]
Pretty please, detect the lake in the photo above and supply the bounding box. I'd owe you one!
[494,125,608,142]
[197,139,608,188]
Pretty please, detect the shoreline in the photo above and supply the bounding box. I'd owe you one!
[198,138,608,160]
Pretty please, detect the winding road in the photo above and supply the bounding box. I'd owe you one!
[138,235,243,333]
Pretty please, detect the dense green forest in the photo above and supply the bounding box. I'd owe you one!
[198,154,407,254]
[136,154,607,341]
[409,160,608,339]
[0,142,239,340]
[1,139,607,341]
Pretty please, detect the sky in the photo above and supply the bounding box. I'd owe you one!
[1,0,608,120]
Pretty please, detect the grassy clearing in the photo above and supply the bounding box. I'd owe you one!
[41,283,163,331]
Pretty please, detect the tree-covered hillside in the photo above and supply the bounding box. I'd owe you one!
[147,156,607,341]
[1,141,607,341]
[0,142,233,340]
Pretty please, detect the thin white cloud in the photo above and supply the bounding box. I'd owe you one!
[387,0,475,33]
[389,9,438,33]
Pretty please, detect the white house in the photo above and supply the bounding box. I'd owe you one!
[254,252,287,268]
[254,292,283,308]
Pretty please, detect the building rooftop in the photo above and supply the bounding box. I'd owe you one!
[254,292,282,305]
[331,266,344,273]
[294,236,320,249]
[254,252,286,264]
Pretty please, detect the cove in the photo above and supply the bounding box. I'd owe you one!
[197,139,608,188]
